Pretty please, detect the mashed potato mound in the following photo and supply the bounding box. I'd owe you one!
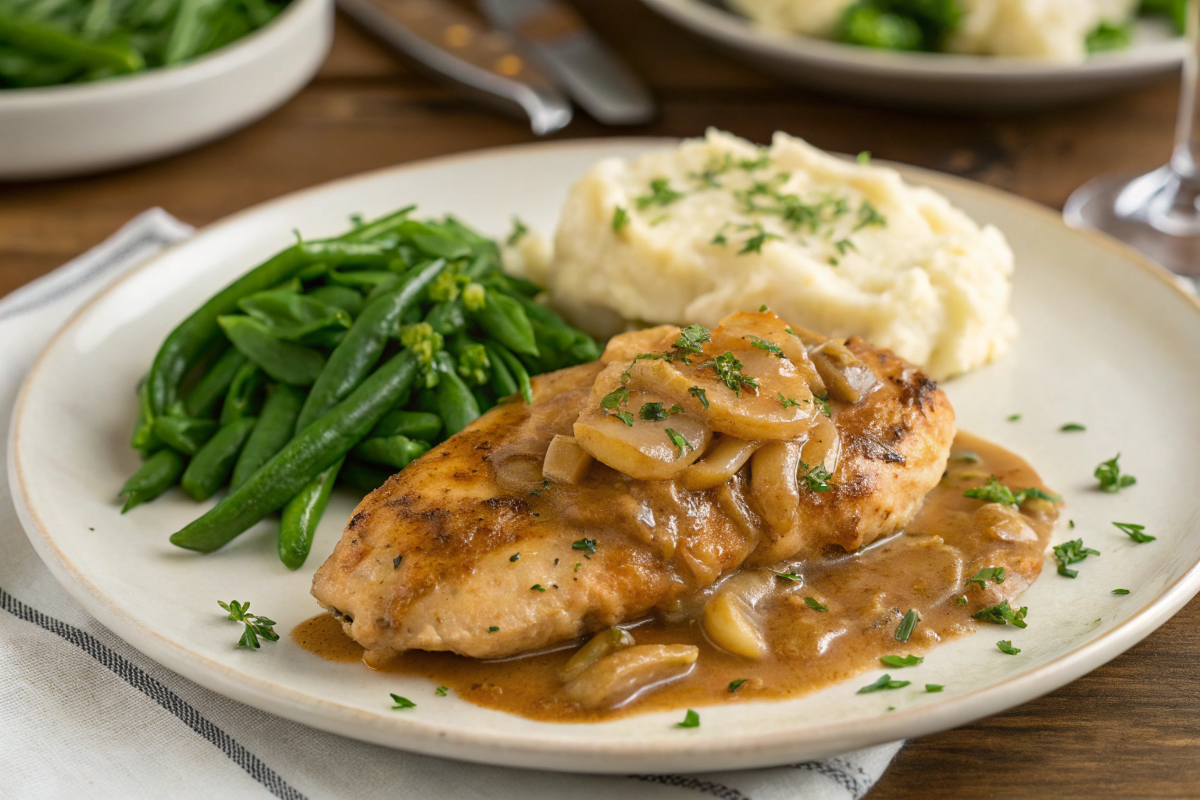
[548,130,1016,380]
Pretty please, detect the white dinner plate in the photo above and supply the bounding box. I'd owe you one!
[9,139,1200,773]
[641,0,1186,110]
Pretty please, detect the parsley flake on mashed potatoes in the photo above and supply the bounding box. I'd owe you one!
[540,130,1016,381]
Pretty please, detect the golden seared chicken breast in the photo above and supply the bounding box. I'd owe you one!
[311,310,955,661]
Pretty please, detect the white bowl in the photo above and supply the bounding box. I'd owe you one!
[641,0,1186,110]
[0,0,333,181]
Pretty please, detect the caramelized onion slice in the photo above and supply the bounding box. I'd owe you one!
[749,440,802,534]
[808,339,877,403]
[543,434,593,484]
[799,416,840,477]
[680,436,761,491]
[702,570,775,659]
[716,310,826,398]
[563,645,699,709]
[562,627,636,681]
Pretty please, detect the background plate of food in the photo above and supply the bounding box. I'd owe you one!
[9,135,1200,774]
[0,0,332,180]
[640,0,1187,109]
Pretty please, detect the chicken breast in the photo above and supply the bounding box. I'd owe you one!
[311,313,955,661]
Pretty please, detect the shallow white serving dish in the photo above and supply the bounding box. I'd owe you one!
[0,0,332,181]
[9,139,1200,773]
[641,0,1186,110]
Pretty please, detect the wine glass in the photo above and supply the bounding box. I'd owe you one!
[1064,2,1200,278]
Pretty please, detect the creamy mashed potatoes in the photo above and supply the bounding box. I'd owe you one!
[728,0,1137,62]
[547,130,1016,380]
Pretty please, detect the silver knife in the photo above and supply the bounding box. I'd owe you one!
[337,0,573,135]
[477,0,655,126]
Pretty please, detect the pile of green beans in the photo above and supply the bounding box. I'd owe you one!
[120,207,599,569]
[0,0,289,89]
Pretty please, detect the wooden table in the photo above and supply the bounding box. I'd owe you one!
[3,3,1197,796]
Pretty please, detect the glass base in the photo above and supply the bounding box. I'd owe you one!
[1064,168,1200,279]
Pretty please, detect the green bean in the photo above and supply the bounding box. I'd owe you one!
[505,291,600,363]
[340,206,416,243]
[298,240,400,266]
[131,379,162,454]
[308,285,365,318]
[296,259,445,431]
[433,352,481,436]
[426,298,466,336]
[146,244,308,417]
[278,458,343,570]
[352,435,430,470]
[180,417,257,501]
[219,362,264,425]
[487,342,534,404]
[154,413,216,455]
[369,409,442,441]
[119,449,185,513]
[218,315,327,386]
[183,348,248,418]
[230,384,305,489]
[169,350,419,553]
[327,269,398,289]
[483,342,519,399]
[0,13,144,73]
[474,289,538,356]
[237,290,352,341]
[339,459,392,494]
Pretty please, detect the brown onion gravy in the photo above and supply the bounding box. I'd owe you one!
[292,432,1057,722]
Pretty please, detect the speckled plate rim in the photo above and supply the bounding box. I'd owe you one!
[9,138,1200,773]
[641,0,1187,80]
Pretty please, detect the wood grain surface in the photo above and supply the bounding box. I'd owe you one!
[3,2,1197,796]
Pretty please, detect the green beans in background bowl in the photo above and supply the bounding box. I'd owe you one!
[0,0,331,180]
[122,205,601,571]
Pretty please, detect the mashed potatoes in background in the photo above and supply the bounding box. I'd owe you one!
[544,130,1016,381]
[728,0,1138,62]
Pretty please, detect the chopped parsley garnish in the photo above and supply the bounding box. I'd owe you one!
[833,238,856,255]
[996,640,1021,655]
[390,694,416,710]
[1112,589,1130,595]
[778,393,804,408]
[739,155,770,171]
[895,609,919,642]
[572,538,597,554]
[689,386,710,408]
[217,600,278,649]
[759,304,770,312]
[804,596,828,612]
[962,476,1061,506]
[600,386,629,409]
[857,674,910,694]
[531,584,546,592]
[607,410,634,427]
[677,709,700,728]
[1052,538,1099,578]
[640,402,671,421]
[674,324,711,355]
[489,626,499,632]
[700,350,759,394]
[507,217,528,245]
[973,600,1028,628]
[1113,521,1155,543]
[1060,422,1086,432]
[880,654,923,668]
[951,451,981,463]
[1069,519,1075,529]
[954,595,968,606]
[925,684,944,693]
[857,151,871,164]
[510,552,520,562]
[800,461,833,492]
[737,223,782,255]
[747,335,783,356]
[966,567,1007,590]
[612,206,629,232]
[1095,453,1136,492]
[854,201,887,231]
[436,685,449,696]
[774,570,803,582]
[574,562,582,572]
[814,395,831,416]
[636,178,684,209]
[665,428,693,458]
[729,679,748,693]
[1007,413,1022,422]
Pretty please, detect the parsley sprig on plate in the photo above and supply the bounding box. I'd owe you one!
[218,600,278,649]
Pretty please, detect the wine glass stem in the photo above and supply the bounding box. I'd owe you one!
[1171,0,1200,187]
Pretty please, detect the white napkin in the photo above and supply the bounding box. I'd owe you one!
[0,210,903,800]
